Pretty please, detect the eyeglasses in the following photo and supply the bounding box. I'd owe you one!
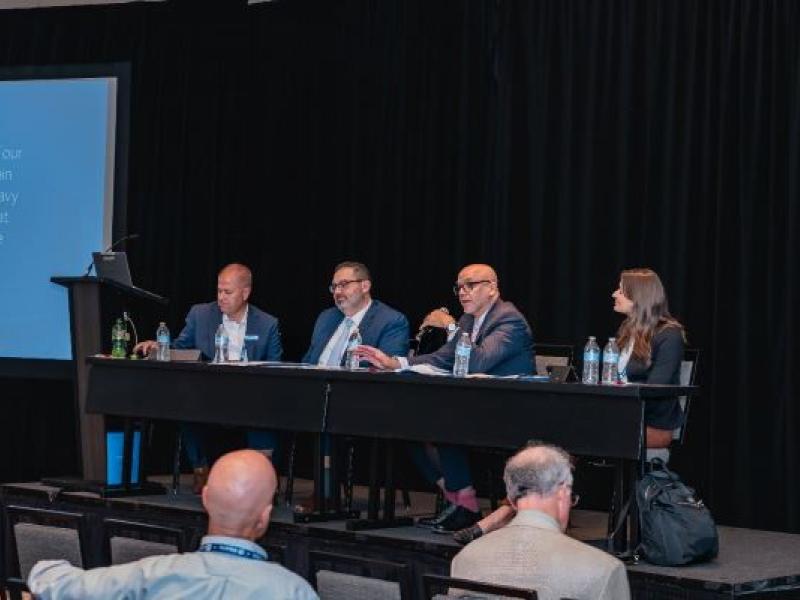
[452,280,494,295]
[329,279,365,293]
[570,492,580,507]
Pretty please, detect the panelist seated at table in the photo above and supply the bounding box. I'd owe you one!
[134,263,283,493]
[357,264,534,533]
[453,267,686,546]
[302,261,409,366]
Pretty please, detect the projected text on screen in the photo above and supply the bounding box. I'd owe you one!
[0,77,116,360]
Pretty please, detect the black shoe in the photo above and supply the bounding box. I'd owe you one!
[417,503,458,529]
[453,524,484,546]
[432,506,481,534]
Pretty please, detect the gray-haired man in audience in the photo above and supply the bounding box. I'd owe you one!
[450,441,630,600]
[28,450,318,600]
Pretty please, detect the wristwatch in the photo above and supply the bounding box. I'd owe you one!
[445,323,458,335]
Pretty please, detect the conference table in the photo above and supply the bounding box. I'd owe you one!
[85,357,695,553]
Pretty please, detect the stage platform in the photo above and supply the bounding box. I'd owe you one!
[2,479,799,599]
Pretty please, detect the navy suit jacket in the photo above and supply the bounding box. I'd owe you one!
[410,299,534,376]
[302,299,409,365]
[173,301,283,362]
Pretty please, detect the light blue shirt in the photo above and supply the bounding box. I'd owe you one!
[28,535,319,600]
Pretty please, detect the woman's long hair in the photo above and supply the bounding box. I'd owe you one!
[616,268,685,364]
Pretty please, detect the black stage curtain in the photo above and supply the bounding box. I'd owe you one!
[1,0,797,532]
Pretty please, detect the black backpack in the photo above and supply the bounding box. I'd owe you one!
[636,459,719,566]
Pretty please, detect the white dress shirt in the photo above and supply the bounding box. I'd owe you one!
[317,300,372,366]
[222,306,248,361]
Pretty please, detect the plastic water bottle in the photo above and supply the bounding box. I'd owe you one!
[602,337,620,384]
[156,322,171,362]
[111,318,127,359]
[453,332,472,377]
[345,326,362,370]
[213,324,228,363]
[582,336,600,384]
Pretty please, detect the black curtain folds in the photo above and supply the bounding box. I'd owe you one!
[1,0,797,531]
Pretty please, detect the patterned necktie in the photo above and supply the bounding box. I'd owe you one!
[326,317,354,366]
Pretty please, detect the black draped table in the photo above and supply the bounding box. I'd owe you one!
[85,357,695,552]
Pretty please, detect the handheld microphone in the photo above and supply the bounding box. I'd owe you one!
[84,233,140,276]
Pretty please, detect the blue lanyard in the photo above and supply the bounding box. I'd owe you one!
[197,542,268,562]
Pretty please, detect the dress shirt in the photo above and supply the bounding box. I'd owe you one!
[222,306,248,361]
[28,534,319,600]
[317,300,372,366]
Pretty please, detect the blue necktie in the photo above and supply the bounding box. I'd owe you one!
[326,317,353,366]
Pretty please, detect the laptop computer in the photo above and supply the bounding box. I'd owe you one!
[93,251,133,287]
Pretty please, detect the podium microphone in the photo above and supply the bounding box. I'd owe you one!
[84,233,140,276]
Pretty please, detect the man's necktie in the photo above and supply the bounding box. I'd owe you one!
[326,317,354,366]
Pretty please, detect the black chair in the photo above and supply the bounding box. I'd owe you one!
[102,518,187,565]
[309,550,412,600]
[4,505,90,590]
[423,573,538,599]
[605,348,700,547]
[533,343,575,376]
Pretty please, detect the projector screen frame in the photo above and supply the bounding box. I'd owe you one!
[0,61,131,379]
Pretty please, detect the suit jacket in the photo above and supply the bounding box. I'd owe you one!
[302,299,409,364]
[409,299,534,376]
[451,510,631,600]
[173,302,282,362]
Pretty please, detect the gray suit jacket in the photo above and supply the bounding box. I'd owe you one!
[409,299,534,376]
[450,510,630,600]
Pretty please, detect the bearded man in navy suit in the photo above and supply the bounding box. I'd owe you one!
[303,261,409,366]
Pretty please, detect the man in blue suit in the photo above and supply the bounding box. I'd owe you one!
[303,261,409,366]
[358,264,534,533]
[135,263,282,493]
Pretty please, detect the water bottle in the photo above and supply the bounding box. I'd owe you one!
[601,337,620,384]
[453,332,472,377]
[345,326,363,370]
[111,318,127,359]
[213,324,228,363]
[582,336,600,384]
[156,322,171,362]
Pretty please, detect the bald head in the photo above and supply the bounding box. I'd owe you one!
[455,264,500,316]
[202,450,277,541]
[219,263,253,288]
[217,264,252,321]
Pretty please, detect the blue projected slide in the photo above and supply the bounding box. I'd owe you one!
[0,77,116,360]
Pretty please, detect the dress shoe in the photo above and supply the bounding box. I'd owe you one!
[192,466,209,494]
[431,505,481,534]
[453,524,484,546]
[417,503,459,529]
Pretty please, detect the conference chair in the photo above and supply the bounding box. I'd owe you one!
[102,518,186,565]
[5,505,90,587]
[533,343,574,376]
[605,348,700,546]
[423,573,538,599]
[309,550,412,600]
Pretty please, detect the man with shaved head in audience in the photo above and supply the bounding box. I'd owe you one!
[358,263,534,533]
[28,450,318,599]
[450,442,630,600]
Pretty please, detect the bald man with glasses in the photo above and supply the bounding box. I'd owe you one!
[358,264,534,533]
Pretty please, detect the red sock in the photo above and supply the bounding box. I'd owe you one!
[455,487,479,512]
